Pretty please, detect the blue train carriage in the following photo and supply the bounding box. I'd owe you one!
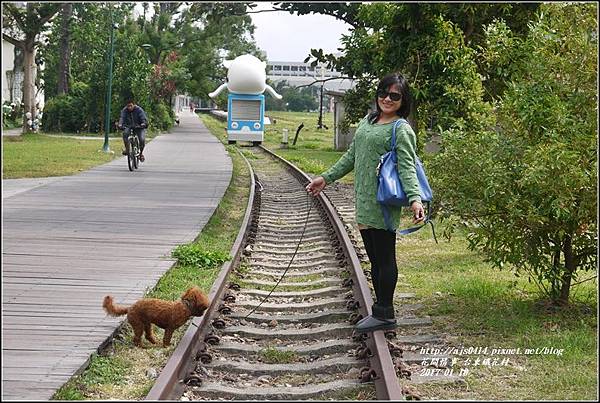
[227,93,265,145]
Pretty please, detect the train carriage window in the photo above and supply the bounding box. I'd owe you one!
[231,99,261,121]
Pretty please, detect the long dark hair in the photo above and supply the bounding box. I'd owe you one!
[368,73,412,124]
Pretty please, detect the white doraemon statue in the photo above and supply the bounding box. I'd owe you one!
[208,54,282,99]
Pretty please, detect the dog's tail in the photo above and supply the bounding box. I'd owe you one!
[103,295,129,316]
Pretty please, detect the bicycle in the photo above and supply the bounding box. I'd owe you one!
[123,125,143,171]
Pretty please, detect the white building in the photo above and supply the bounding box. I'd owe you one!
[2,39,20,102]
[1,38,44,110]
[266,60,355,93]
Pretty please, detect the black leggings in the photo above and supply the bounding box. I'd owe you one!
[359,228,397,319]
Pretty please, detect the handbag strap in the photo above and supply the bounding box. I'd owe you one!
[390,118,407,151]
[381,200,438,244]
[396,202,438,243]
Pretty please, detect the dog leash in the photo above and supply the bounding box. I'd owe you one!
[243,187,315,319]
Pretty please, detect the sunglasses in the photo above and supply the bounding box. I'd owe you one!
[376,90,402,102]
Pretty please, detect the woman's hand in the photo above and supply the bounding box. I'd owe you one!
[306,176,326,196]
[411,201,425,224]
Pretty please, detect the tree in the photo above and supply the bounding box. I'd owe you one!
[40,3,151,133]
[179,2,263,100]
[265,81,317,112]
[38,3,260,133]
[2,3,60,132]
[428,3,597,306]
[57,3,73,95]
[285,3,538,134]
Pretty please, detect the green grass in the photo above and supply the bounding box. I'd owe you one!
[395,218,597,400]
[2,133,124,178]
[2,128,164,179]
[258,348,298,364]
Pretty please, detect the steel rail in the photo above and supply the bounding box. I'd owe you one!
[145,148,257,400]
[259,145,403,400]
[145,126,402,399]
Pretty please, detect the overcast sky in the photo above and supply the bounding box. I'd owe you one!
[249,3,352,62]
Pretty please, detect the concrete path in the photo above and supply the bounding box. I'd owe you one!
[2,128,22,137]
[1,111,232,400]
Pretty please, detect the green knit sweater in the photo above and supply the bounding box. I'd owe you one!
[321,117,421,230]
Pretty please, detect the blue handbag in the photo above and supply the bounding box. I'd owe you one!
[376,119,437,241]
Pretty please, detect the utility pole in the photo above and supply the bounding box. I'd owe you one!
[103,9,116,153]
[317,64,325,129]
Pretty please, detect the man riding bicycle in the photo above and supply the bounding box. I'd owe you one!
[118,98,148,162]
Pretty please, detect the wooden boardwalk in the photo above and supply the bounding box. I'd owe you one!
[1,112,232,400]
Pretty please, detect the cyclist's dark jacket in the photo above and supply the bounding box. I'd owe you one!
[118,105,148,128]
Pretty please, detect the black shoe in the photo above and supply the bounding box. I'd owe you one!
[122,150,128,156]
[355,315,397,334]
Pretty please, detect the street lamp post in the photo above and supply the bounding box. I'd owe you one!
[317,64,326,130]
[103,12,117,153]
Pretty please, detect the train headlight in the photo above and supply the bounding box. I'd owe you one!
[253,122,261,129]
[231,122,239,129]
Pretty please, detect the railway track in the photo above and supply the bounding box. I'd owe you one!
[145,145,405,400]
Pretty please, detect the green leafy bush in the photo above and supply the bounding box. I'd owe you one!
[42,82,91,132]
[429,3,597,305]
[2,101,21,128]
[148,101,173,132]
[171,244,230,268]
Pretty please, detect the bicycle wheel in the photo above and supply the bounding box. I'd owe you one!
[127,137,135,171]
[132,137,139,170]
[128,137,136,171]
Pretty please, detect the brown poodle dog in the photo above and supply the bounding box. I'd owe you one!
[103,286,209,348]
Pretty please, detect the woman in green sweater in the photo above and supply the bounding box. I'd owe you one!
[306,73,424,333]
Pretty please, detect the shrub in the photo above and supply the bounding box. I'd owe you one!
[42,82,91,132]
[171,244,230,269]
[429,3,597,305]
[2,101,21,128]
[148,101,173,132]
